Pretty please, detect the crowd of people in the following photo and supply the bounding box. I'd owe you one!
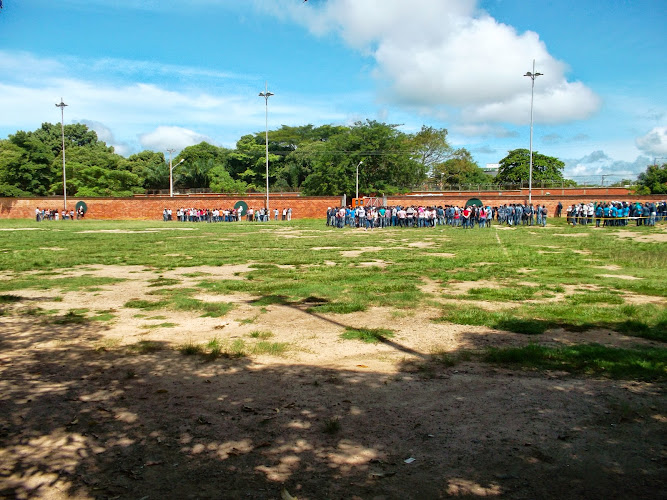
[35,207,85,221]
[163,207,292,223]
[565,201,666,226]
[326,204,550,229]
[326,201,666,229]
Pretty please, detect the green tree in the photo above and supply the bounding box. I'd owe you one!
[434,148,491,186]
[227,135,279,190]
[209,165,250,194]
[302,120,423,196]
[0,133,56,195]
[496,148,568,184]
[57,165,143,197]
[636,163,667,194]
[120,151,168,190]
[409,125,452,178]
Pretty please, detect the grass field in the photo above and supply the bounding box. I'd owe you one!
[0,216,665,499]
[1,217,665,376]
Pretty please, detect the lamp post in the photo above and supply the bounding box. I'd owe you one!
[524,60,542,205]
[259,82,274,213]
[55,98,68,210]
[355,160,363,201]
[167,149,184,197]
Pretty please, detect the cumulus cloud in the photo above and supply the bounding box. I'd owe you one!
[636,126,667,155]
[139,126,213,153]
[271,0,600,126]
[563,151,651,182]
[80,119,132,156]
[451,123,518,138]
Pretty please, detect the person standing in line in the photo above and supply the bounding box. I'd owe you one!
[287,208,292,221]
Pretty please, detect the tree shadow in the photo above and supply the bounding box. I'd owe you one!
[0,305,665,499]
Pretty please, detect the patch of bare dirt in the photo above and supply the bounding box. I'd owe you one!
[355,260,389,268]
[0,266,664,500]
[613,229,667,243]
[599,274,643,280]
[596,264,623,271]
[444,279,502,294]
[406,241,435,248]
[340,247,386,258]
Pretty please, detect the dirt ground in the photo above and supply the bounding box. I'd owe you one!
[0,265,665,499]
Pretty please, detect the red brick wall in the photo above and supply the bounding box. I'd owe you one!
[1,188,664,220]
[0,194,342,220]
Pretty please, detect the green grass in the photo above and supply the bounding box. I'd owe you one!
[51,310,89,325]
[127,340,164,354]
[141,322,177,329]
[180,336,290,359]
[436,302,667,340]
[322,417,341,435]
[0,218,664,381]
[252,341,289,355]
[341,327,395,343]
[0,294,23,303]
[250,330,274,339]
[124,294,233,318]
[147,276,181,287]
[484,343,666,381]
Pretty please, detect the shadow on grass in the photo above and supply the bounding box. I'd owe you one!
[436,307,667,341]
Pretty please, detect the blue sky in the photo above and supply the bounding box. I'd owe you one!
[0,0,665,183]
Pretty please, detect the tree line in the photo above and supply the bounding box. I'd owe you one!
[1,120,661,197]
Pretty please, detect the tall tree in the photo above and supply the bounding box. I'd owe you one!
[409,125,452,178]
[496,148,567,184]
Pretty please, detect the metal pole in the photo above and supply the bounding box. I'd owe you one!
[55,98,68,211]
[167,148,175,197]
[525,61,542,205]
[356,160,363,201]
[259,82,274,213]
[265,93,269,213]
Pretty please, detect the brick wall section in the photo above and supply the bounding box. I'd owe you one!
[1,188,664,220]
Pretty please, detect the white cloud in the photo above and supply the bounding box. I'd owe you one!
[271,0,600,126]
[0,50,347,155]
[79,119,133,156]
[564,151,651,181]
[451,123,518,138]
[636,126,667,156]
[139,126,212,152]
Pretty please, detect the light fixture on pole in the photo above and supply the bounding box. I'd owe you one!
[55,98,68,211]
[355,160,363,201]
[167,149,184,197]
[524,60,542,205]
[259,82,274,213]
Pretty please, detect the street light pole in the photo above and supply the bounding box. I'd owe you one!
[355,160,363,201]
[524,60,542,205]
[259,82,274,214]
[167,149,183,197]
[55,98,68,211]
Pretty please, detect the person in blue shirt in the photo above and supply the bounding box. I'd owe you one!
[595,204,603,227]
